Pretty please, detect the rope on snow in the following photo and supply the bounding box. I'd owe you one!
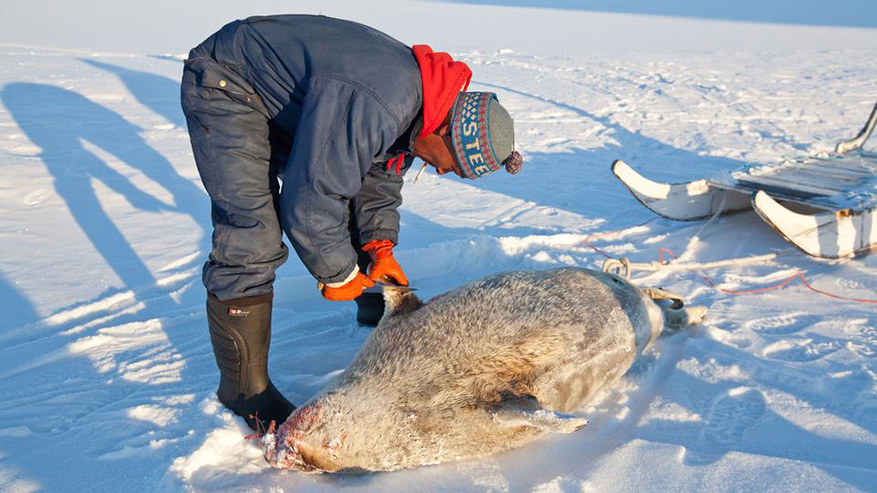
[588,195,877,304]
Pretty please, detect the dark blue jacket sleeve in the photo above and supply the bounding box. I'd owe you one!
[350,161,407,246]
[280,76,402,284]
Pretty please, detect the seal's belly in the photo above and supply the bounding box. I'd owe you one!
[530,306,639,414]
[536,339,637,413]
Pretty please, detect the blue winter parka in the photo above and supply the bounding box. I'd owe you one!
[200,15,424,285]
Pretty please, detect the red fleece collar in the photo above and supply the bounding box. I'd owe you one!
[412,45,472,140]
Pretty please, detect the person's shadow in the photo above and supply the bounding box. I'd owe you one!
[0,81,215,491]
[80,58,186,128]
[0,272,39,334]
[1,83,206,294]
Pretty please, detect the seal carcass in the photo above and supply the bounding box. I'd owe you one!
[262,267,706,473]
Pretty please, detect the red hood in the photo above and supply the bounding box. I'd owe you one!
[412,45,472,140]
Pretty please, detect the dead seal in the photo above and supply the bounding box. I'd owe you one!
[262,267,706,473]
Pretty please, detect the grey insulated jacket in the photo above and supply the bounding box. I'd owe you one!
[200,15,424,285]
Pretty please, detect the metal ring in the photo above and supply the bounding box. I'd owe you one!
[602,257,631,280]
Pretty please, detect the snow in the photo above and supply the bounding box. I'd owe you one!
[1,0,876,491]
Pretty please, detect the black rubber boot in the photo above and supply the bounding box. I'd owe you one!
[206,292,295,432]
[355,291,385,327]
[352,245,385,327]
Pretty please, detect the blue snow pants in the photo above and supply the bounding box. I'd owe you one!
[181,22,375,303]
[181,51,291,301]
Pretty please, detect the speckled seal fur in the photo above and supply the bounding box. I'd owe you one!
[262,267,706,473]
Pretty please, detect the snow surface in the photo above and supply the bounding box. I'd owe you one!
[1,1,877,491]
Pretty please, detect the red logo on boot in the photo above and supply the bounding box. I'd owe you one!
[227,307,249,317]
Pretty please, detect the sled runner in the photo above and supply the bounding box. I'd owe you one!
[612,101,877,259]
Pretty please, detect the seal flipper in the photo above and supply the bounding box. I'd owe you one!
[490,395,588,434]
[662,304,708,331]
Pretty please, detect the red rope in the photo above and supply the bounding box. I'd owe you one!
[584,217,657,259]
[584,223,877,304]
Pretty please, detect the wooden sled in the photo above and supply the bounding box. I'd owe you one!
[612,101,877,259]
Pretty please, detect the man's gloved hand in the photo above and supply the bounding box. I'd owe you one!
[320,272,375,301]
[362,239,408,286]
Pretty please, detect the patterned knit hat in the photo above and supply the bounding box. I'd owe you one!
[450,92,522,179]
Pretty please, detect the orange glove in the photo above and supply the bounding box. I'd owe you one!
[319,272,375,301]
[362,239,408,286]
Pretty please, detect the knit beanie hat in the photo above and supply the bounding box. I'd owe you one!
[450,92,523,179]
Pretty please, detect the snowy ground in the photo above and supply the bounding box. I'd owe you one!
[2,1,877,492]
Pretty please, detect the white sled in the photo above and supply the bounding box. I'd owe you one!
[612,101,877,259]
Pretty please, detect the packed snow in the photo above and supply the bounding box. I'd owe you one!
[1,0,876,491]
